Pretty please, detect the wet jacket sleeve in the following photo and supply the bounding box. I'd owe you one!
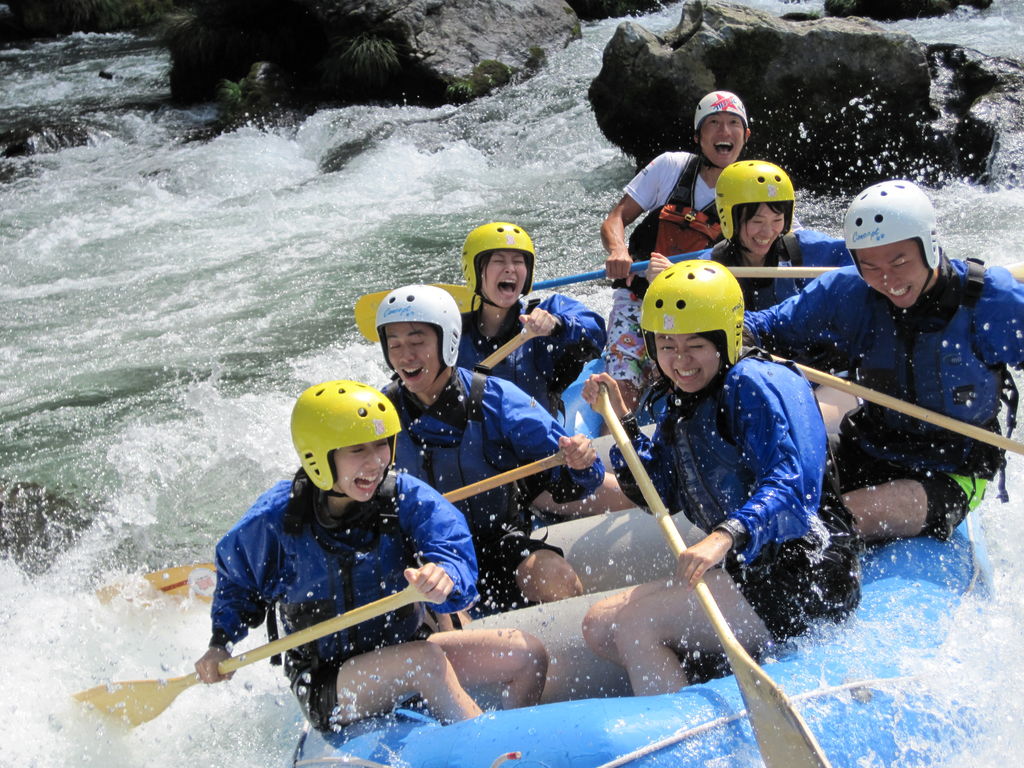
[396,474,479,613]
[744,268,864,371]
[209,481,292,647]
[480,376,605,501]
[720,363,824,561]
[975,265,1024,367]
[532,294,606,392]
[795,230,855,269]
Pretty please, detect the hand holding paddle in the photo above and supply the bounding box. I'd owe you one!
[74,584,436,726]
[592,383,833,768]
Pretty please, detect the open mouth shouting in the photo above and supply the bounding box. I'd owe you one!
[710,140,735,161]
[493,278,521,303]
[400,366,427,385]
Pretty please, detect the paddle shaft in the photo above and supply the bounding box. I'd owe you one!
[533,258,1024,291]
[218,585,425,674]
[478,329,539,369]
[786,358,1024,457]
[443,452,565,503]
[595,388,832,768]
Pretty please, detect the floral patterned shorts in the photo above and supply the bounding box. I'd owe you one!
[602,287,658,388]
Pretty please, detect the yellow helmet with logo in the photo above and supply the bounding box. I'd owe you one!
[291,380,401,491]
[461,222,536,298]
[640,260,744,366]
[715,161,795,240]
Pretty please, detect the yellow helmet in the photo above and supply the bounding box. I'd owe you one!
[461,222,535,298]
[640,260,744,366]
[715,161,795,240]
[290,380,401,491]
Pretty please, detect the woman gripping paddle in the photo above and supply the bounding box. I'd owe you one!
[458,221,606,419]
[580,261,861,695]
[194,381,547,731]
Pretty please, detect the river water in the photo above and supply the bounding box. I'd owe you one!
[1,1,1023,766]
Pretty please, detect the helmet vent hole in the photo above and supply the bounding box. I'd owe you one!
[655,299,664,309]
[874,214,884,223]
[405,294,414,302]
[314,388,325,397]
[357,407,368,418]
[855,217,863,227]
[377,402,387,412]
[756,175,765,183]
[676,299,686,309]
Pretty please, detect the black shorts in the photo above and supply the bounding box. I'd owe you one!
[676,531,862,685]
[833,437,971,541]
[473,531,565,615]
[728,534,862,644]
[283,624,433,733]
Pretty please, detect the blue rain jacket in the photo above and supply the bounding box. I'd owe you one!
[460,294,606,415]
[745,260,1024,475]
[210,472,477,665]
[388,367,604,540]
[612,355,827,564]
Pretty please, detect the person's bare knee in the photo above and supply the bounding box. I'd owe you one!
[517,550,582,603]
[503,630,549,708]
[582,602,622,662]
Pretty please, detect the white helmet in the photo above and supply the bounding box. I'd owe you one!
[844,180,940,268]
[693,91,748,132]
[375,284,462,369]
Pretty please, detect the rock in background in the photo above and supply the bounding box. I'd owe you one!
[167,0,581,106]
[588,0,1024,191]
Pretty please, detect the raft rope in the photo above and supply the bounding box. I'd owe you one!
[295,748,522,767]
[591,674,921,768]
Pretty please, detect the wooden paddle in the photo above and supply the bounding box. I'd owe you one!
[443,451,565,503]
[73,584,434,727]
[539,258,1024,290]
[594,387,832,768]
[354,262,1024,341]
[776,357,1024,457]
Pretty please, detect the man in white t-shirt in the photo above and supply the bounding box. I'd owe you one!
[599,91,751,412]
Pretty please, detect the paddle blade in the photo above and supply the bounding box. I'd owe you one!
[354,284,476,341]
[72,673,197,727]
[731,659,831,768]
[96,563,217,605]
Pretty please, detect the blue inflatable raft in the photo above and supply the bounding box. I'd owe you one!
[290,508,991,768]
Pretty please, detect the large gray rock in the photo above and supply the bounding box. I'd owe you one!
[588,1,1023,191]
[293,0,580,98]
[169,0,579,105]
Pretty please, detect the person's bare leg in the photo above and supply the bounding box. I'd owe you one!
[516,549,583,603]
[815,386,858,434]
[532,474,633,519]
[581,580,673,663]
[333,640,481,726]
[431,628,548,709]
[583,571,771,696]
[843,479,928,542]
